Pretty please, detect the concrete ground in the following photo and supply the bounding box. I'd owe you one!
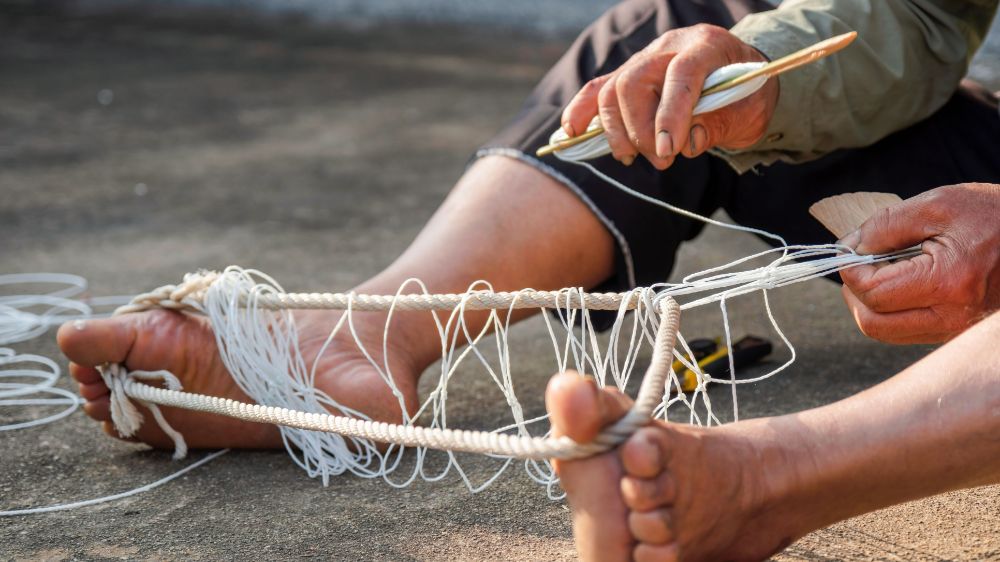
[1,8,998,561]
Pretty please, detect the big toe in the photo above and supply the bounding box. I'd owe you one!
[545,371,632,444]
[545,372,634,561]
[57,315,136,367]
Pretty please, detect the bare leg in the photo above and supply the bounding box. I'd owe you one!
[549,311,1000,561]
[59,155,616,448]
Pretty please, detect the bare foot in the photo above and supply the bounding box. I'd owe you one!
[547,371,814,562]
[58,308,420,450]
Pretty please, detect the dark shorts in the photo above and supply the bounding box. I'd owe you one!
[476,0,1000,294]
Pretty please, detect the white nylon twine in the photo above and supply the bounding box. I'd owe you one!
[0,274,225,516]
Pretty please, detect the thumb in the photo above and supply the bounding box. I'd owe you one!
[847,197,942,255]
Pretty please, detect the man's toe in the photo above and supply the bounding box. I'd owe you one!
[634,541,678,562]
[77,381,109,401]
[57,316,136,367]
[69,362,103,384]
[628,508,673,544]
[621,427,667,478]
[621,471,675,511]
[82,395,111,421]
[545,371,631,444]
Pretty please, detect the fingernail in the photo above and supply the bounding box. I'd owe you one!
[690,125,707,155]
[73,319,87,331]
[622,154,635,166]
[837,229,861,250]
[562,122,575,137]
[656,130,673,158]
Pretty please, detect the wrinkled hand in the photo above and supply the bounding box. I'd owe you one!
[839,183,1000,344]
[561,24,778,169]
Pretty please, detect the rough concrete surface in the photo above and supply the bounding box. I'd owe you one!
[1,8,998,562]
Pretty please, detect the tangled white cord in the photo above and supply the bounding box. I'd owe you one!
[92,231,909,498]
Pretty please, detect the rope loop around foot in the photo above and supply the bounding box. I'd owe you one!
[112,270,217,316]
[99,363,189,460]
[101,271,681,462]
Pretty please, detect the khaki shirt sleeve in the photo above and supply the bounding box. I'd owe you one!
[715,0,997,174]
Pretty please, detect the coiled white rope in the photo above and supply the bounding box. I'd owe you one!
[0,274,227,516]
[1,273,109,432]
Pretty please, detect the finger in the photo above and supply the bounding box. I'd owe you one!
[654,52,710,159]
[839,252,939,313]
[562,74,614,138]
[597,75,637,163]
[616,53,675,169]
[69,362,102,384]
[57,316,137,367]
[848,195,946,255]
[681,122,709,159]
[841,286,951,344]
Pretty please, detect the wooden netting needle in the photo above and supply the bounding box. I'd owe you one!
[535,31,858,157]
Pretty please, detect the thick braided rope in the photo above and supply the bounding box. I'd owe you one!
[113,271,642,316]
[103,273,680,461]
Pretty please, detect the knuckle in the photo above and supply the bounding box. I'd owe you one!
[863,292,890,313]
[842,267,874,293]
[915,189,956,223]
[689,23,725,41]
[597,79,617,106]
[615,70,634,98]
[869,206,895,230]
[921,190,947,212]
[661,69,698,92]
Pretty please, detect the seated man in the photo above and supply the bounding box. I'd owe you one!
[58,0,999,559]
